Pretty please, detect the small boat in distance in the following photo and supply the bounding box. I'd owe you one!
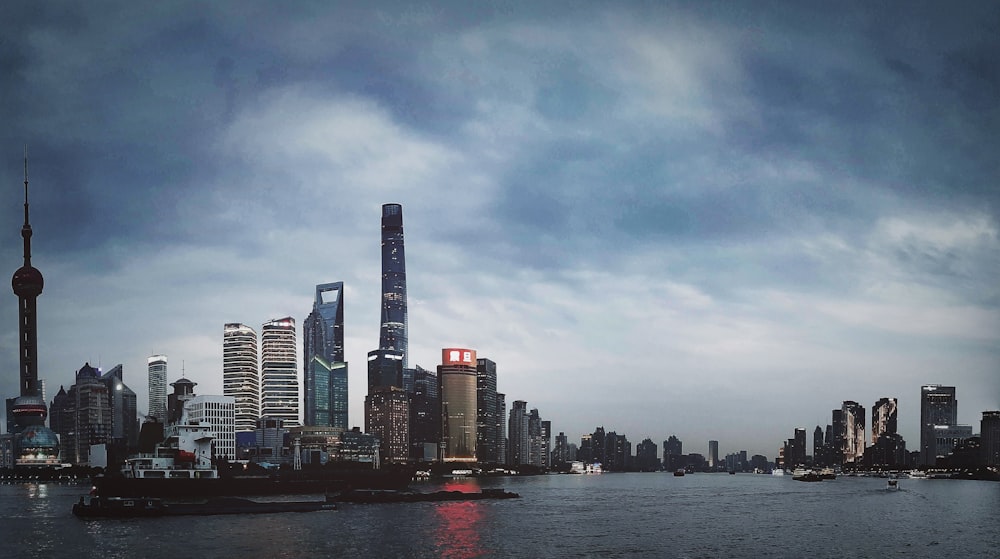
[818,468,836,480]
[673,469,685,477]
[771,468,787,476]
[886,478,899,490]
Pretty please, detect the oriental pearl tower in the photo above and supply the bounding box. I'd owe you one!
[10,151,59,466]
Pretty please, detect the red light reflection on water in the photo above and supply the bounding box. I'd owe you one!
[433,481,486,559]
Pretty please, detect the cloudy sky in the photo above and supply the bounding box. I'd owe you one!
[2,1,998,458]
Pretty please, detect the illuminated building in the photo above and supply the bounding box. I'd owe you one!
[365,349,408,463]
[303,282,348,429]
[101,364,138,457]
[708,440,719,469]
[223,323,259,432]
[920,385,957,466]
[439,348,478,462]
[147,355,168,423]
[379,204,408,368]
[872,397,898,444]
[841,401,866,465]
[260,317,299,427]
[9,155,60,466]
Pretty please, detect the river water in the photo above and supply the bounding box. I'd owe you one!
[1,473,997,558]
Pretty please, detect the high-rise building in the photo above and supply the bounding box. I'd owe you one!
[260,317,299,427]
[223,323,259,432]
[708,440,719,469]
[185,395,236,460]
[303,282,348,429]
[476,358,500,464]
[147,355,168,423]
[409,366,440,462]
[379,203,408,368]
[365,348,408,463]
[872,397,898,444]
[508,400,529,466]
[439,348,477,462]
[9,155,60,466]
[981,411,1000,468]
[813,426,824,466]
[920,385,957,466]
[841,401,865,464]
[496,392,506,466]
[636,438,659,471]
[56,363,112,465]
[663,435,682,471]
[101,365,138,457]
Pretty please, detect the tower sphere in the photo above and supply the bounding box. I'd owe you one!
[12,265,43,296]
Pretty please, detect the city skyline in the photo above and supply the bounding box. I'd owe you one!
[1,3,998,457]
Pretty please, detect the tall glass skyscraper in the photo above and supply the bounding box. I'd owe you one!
[303,282,348,430]
[920,385,957,466]
[440,348,478,463]
[223,323,259,432]
[260,317,299,427]
[379,203,408,368]
[147,355,168,423]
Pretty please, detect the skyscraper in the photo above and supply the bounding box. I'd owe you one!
[409,366,440,462]
[223,323,259,432]
[303,282,348,430]
[872,397,898,444]
[147,355,167,423]
[365,348,408,464]
[260,317,299,427]
[439,348,477,462]
[9,153,59,466]
[508,400,529,466]
[708,440,719,469]
[982,411,1000,468]
[476,357,500,464]
[920,385,957,466]
[841,401,865,465]
[379,203,408,368]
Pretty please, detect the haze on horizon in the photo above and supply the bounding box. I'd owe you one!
[1,2,998,458]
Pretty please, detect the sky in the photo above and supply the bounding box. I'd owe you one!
[1,1,998,458]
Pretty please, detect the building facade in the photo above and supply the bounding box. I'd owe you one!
[223,323,259,432]
[303,282,348,429]
[147,355,168,423]
[379,203,408,368]
[920,385,957,466]
[409,366,440,462]
[981,411,1000,468]
[260,317,299,427]
[476,357,500,465]
[872,397,898,444]
[508,400,529,466]
[184,395,236,460]
[439,348,477,462]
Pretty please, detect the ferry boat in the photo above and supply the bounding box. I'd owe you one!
[818,468,836,480]
[73,495,336,518]
[792,468,821,482]
[92,422,411,498]
[771,468,787,476]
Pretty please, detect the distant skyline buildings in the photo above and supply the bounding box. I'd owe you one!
[260,317,299,428]
[222,323,259,432]
[147,354,167,423]
[303,282,348,429]
[841,401,865,464]
[379,203,408,369]
[872,397,897,445]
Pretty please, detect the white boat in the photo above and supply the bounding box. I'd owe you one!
[771,468,787,476]
[123,422,219,481]
[886,477,899,490]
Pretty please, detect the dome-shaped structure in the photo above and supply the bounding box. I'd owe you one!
[11,265,44,296]
[16,425,61,467]
[76,362,100,379]
[11,394,48,425]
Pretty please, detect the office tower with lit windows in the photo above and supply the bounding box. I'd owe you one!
[841,401,866,464]
[365,348,408,463]
[920,385,957,466]
[496,392,506,466]
[260,317,299,427]
[223,323,259,432]
[708,440,719,469]
[439,348,478,462]
[303,282,348,430]
[476,357,501,465]
[185,395,236,460]
[147,355,168,423]
[379,203,408,368]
